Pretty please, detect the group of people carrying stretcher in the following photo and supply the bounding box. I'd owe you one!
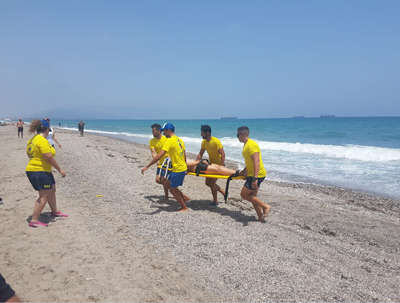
[141,124,271,223]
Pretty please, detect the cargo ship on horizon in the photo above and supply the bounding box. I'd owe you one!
[220,116,237,119]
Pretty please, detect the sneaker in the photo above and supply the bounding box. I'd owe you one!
[209,202,219,207]
[29,221,48,227]
[50,211,68,217]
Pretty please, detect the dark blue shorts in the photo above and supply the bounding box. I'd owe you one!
[169,171,186,188]
[26,171,55,191]
[244,177,265,190]
[157,167,172,178]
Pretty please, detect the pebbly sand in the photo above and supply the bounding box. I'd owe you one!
[1,125,399,302]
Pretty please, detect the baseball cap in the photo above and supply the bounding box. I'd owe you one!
[159,123,174,131]
[43,117,50,122]
[41,119,50,128]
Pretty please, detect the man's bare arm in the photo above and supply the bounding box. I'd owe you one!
[196,149,205,160]
[218,147,225,166]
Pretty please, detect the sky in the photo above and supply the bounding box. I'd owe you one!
[1,0,400,119]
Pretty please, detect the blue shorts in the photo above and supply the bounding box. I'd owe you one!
[244,177,265,190]
[169,171,186,188]
[156,167,172,178]
[26,171,55,191]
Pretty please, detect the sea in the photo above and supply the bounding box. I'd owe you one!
[57,117,400,200]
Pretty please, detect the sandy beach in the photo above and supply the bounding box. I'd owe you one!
[1,125,399,302]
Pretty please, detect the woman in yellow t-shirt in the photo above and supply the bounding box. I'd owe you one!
[26,119,67,227]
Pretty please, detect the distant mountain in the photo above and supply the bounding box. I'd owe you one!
[28,108,129,120]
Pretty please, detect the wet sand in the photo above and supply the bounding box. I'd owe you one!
[1,125,399,302]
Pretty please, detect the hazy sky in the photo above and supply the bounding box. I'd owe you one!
[1,0,399,119]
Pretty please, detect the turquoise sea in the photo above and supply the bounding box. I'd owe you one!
[57,117,400,200]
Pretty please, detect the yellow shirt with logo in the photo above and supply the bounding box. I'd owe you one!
[242,138,266,178]
[26,134,56,172]
[162,135,187,173]
[201,136,223,164]
[149,136,169,165]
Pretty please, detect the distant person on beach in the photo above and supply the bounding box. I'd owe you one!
[142,123,190,211]
[0,273,21,302]
[237,126,271,223]
[26,119,67,227]
[59,122,61,127]
[78,121,85,136]
[187,159,240,176]
[196,125,226,206]
[16,118,24,138]
[149,123,171,201]
[43,117,61,148]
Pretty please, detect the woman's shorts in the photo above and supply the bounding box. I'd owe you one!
[169,171,186,188]
[244,177,265,190]
[26,171,55,191]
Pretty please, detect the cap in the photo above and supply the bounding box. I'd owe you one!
[159,123,174,131]
[41,119,50,128]
[43,117,50,122]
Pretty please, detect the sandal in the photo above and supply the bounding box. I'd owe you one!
[29,221,48,227]
[51,211,68,217]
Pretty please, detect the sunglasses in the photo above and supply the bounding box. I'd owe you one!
[236,133,242,138]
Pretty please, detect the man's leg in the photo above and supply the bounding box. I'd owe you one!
[170,187,188,211]
[205,177,225,204]
[240,186,271,222]
[155,174,162,184]
[169,172,189,211]
[162,178,170,201]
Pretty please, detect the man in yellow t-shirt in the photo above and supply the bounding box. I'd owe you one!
[196,125,226,206]
[142,123,190,212]
[237,126,271,223]
[149,123,171,201]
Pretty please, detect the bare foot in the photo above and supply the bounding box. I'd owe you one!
[258,217,267,223]
[263,205,271,217]
[177,207,189,212]
[183,196,191,203]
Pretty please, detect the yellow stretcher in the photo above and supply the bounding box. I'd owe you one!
[188,172,245,203]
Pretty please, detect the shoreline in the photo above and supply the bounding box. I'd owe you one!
[59,126,400,203]
[1,126,399,302]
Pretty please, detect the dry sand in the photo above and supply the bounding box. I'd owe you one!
[1,125,399,302]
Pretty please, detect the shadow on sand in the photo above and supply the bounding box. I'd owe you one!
[144,195,256,226]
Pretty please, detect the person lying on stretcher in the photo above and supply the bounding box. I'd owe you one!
[186,159,242,177]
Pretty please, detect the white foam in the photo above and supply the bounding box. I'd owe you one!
[221,138,400,163]
[60,127,152,139]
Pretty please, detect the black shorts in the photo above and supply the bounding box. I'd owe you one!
[26,171,55,191]
[244,177,265,190]
[18,127,23,132]
[195,159,210,175]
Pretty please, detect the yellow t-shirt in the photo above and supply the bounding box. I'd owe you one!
[26,134,56,172]
[162,135,187,173]
[149,136,169,165]
[201,136,223,164]
[242,138,266,178]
